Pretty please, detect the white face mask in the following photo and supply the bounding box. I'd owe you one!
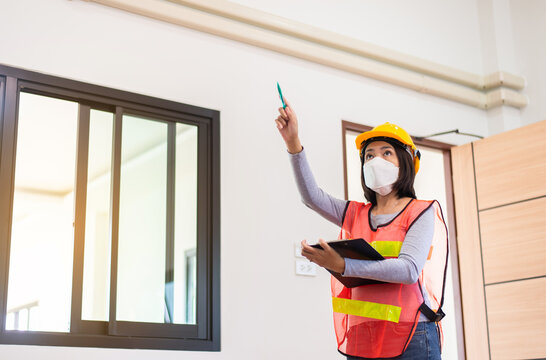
[363,157,399,196]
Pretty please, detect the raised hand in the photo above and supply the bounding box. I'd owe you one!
[275,99,302,154]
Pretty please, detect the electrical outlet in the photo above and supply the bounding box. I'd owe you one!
[295,258,317,276]
[294,241,304,258]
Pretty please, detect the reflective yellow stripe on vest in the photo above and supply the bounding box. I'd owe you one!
[370,241,403,257]
[332,297,401,323]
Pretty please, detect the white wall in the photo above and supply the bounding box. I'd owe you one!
[0,0,539,358]
[230,0,484,74]
[509,0,546,126]
[476,0,546,133]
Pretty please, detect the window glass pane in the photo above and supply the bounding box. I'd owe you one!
[172,124,198,324]
[5,312,15,331]
[116,115,167,323]
[29,305,40,330]
[17,309,29,330]
[81,110,114,321]
[6,92,78,332]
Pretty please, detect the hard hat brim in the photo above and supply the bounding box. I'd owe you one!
[355,130,420,173]
[355,130,416,151]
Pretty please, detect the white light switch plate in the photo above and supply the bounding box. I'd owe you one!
[295,258,317,276]
[294,241,304,258]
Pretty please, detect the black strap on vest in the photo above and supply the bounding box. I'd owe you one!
[419,303,445,322]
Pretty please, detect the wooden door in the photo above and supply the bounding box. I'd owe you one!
[451,120,546,360]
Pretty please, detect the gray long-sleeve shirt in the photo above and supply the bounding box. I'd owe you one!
[289,149,434,320]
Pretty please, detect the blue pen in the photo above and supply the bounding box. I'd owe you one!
[277,82,286,109]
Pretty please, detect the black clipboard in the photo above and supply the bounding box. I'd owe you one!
[311,238,385,288]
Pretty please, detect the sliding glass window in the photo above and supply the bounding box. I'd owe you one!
[0,65,220,351]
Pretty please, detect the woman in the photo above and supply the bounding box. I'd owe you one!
[275,100,448,360]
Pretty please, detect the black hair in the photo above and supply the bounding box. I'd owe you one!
[360,138,416,205]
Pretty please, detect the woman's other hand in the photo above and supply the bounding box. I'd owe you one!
[301,239,346,274]
[275,99,302,154]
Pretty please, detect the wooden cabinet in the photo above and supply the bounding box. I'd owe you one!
[451,120,546,359]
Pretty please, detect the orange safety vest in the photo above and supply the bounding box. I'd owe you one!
[332,199,448,359]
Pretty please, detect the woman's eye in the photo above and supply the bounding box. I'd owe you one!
[384,150,392,156]
[365,154,374,160]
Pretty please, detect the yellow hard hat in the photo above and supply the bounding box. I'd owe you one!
[355,122,421,173]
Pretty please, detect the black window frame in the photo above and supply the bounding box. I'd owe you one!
[0,64,220,351]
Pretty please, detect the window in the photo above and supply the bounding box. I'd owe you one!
[0,65,220,350]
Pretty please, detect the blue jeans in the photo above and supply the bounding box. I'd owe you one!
[346,322,442,360]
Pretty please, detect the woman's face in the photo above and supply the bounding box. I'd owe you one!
[363,141,399,167]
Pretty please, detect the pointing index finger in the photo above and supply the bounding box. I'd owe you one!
[284,98,292,111]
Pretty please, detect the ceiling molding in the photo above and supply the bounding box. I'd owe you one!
[84,0,528,110]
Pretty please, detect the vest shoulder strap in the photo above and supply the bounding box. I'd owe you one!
[341,201,370,237]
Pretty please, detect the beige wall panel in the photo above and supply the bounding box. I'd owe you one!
[451,144,489,360]
[473,119,546,210]
[486,277,546,360]
[480,196,546,284]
